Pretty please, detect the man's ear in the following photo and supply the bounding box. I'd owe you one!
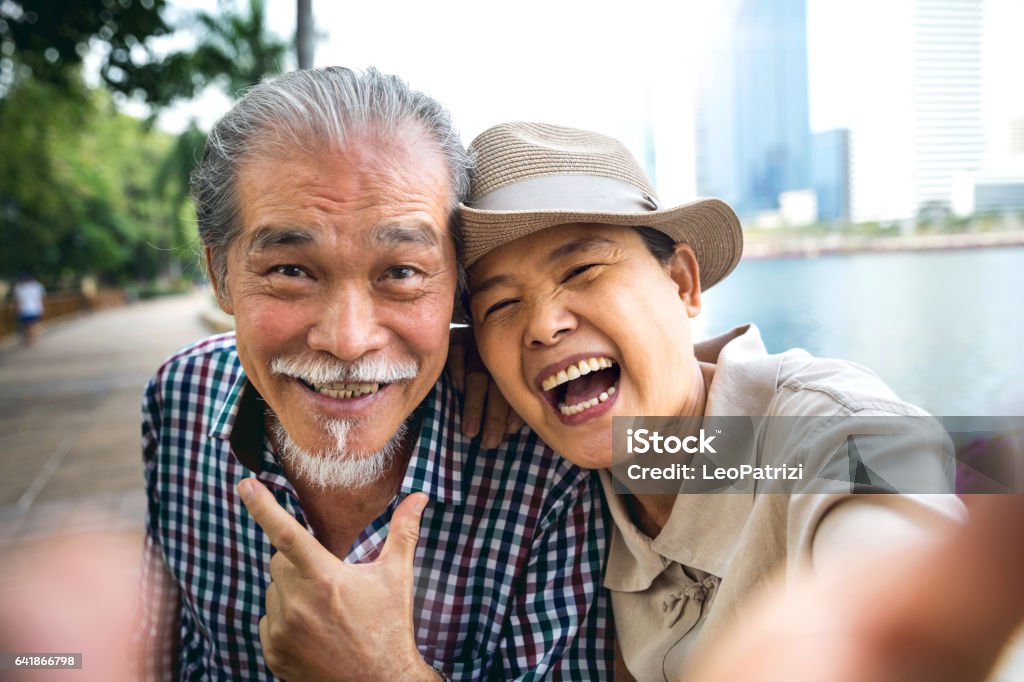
[204,246,234,315]
[667,243,702,318]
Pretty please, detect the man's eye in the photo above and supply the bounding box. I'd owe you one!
[273,265,305,277]
[385,266,420,280]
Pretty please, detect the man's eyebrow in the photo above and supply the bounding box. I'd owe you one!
[246,227,316,253]
[545,236,617,264]
[371,223,440,249]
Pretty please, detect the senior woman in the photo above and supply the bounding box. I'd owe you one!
[460,123,964,680]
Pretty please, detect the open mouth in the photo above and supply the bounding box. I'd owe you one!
[297,378,382,399]
[538,356,621,417]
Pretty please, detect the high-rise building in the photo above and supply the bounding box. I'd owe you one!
[1009,115,1024,157]
[811,129,851,222]
[696,0,811,218]
[911,0,985,212]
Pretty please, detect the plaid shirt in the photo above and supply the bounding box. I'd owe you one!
[135,333,612,680]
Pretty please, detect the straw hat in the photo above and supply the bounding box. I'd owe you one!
[460,122,743,289]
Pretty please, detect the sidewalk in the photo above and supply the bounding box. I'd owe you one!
[0,291,217,550]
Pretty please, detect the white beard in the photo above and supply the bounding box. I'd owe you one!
[266,352,419,489]
[269,414,409,489]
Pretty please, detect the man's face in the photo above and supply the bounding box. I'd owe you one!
[216,129,457,463]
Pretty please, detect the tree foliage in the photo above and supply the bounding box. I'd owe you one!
[0,76,178,284]
[0,0,172,100]
[1,0,290,287]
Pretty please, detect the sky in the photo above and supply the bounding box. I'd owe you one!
[139,0,1024,206]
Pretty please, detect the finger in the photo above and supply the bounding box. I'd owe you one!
[378,492,427,570]
[238,478,333,576]
[446,327,467,392]
[258,614,271,653]
[265,580,280,620]
[506,410,525,434]
[258,614,285,674]
[481,382,511,449]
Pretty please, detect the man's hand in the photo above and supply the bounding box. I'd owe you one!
[237,479,440,682]
[448,326,523,448]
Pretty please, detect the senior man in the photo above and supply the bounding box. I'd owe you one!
[135,67,611,680]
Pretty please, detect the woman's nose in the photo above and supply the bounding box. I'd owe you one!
[524,298,577,348]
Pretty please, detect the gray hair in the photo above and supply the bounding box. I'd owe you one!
[191,66,471,299]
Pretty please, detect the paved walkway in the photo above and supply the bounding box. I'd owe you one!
[0,291,217,550]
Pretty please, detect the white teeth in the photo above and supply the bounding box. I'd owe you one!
[313,382,381,399]
[558,382,618,415]
[541,357,616,392]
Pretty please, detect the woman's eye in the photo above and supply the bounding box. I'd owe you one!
[562,263,598,283]
[273,265,305,277]
[484,299,519,319]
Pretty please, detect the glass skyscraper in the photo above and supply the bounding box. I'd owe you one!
[697,0,811,218]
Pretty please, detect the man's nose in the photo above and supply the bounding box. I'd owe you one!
[525,297,577,349]
[307,288,389,361]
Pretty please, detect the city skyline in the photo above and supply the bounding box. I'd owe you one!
[131,0,1024,222]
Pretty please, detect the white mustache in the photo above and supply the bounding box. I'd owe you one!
[269,354,418,385]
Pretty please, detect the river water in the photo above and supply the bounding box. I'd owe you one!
[697,246,1024,416]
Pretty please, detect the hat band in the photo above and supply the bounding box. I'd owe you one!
[469,175,661,213]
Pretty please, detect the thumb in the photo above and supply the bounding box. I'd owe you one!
[379,492,428,569]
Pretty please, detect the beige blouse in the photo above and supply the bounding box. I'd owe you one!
[601,325,964,681]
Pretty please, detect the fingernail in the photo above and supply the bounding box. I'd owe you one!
[413,495,427,514]
[238,479,254,502]
[484,434,499,450]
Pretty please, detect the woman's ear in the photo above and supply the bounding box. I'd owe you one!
[667,243,702,317]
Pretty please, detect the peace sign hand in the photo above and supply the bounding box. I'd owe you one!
[238,478,439,682]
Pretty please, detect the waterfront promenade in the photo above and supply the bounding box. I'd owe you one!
[0,291,214,551]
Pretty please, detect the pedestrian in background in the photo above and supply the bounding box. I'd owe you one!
[13,271,45,346]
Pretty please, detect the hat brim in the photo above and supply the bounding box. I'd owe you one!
[460,197,743,290]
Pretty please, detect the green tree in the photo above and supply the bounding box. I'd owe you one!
[189,0,289,96]
[149,0,290,277]
[1,0,290,286]
[0,0,174,101]
[0,77,173,284]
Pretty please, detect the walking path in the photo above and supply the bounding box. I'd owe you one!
[0,291,216,550]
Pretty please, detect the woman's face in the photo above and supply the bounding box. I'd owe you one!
[469,223,705,469]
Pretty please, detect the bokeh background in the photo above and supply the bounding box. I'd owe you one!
[1,0,1022,677]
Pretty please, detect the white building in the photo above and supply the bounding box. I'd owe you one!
[911,0,985,213]
[815,0,990,224]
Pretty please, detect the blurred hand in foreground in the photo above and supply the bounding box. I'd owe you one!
[0,530,140,682]
[690,494,1024,682]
